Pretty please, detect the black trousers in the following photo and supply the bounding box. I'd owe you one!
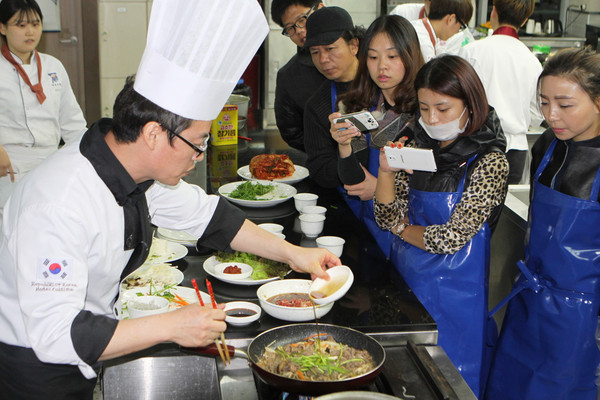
[0,342,97,400]
[506,149,527,185]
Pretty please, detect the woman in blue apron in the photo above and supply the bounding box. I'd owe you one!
[374,56,509,398]
[486,48,600,400]
[329,15,424,257]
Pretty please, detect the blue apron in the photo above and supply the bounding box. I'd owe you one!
[331,83,394,257]
[391,155,493,398]
[486,139,600,400]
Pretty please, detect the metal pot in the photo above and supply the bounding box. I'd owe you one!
[183,323,386,396]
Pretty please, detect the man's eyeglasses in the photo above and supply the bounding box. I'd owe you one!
[161,125,209,158]
[458,19,468,31]
[281,5,316,37]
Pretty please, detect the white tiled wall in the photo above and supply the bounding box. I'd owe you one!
[263,0,380,128]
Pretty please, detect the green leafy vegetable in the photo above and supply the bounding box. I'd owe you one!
[215,251,289,280]
[228,181,275,200]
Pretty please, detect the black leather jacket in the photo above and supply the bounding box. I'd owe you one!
[274,47,327,152]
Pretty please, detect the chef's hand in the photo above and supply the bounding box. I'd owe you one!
[166,304,227,347]
[287,246,340,281]
[379,138,412,175]
[344,166,377,200]
[329,112,360,146]
[0,145,15,182]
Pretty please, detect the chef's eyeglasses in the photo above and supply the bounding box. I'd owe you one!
[161,125,209,158]
[458,19,468,31]
[281,5,316,37]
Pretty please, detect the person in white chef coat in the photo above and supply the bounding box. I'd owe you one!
[411,0,473,62]
[0,1,340,398]
[0,0,87,219]
[390,0,430,20]
[459,0,543,184]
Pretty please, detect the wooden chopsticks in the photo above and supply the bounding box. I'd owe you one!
[191,279,230,365]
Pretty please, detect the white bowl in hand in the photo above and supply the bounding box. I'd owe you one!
[309,265,354,305]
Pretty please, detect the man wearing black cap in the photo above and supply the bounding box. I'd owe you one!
[302,6,365,189]
[271,0,326,152]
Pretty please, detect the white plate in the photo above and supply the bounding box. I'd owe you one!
[115,286,212,319]
[218,180,297,208]
[203,256,288,286]
[156,228,198,245]
[145,241,188,264]
[237,165,309,185]
[121,263,184,290]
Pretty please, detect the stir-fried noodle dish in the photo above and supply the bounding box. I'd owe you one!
[256,333,376,382]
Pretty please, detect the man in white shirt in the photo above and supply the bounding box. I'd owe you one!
[411,0,473,61]
[390,1,430,20]
[459,0,543,183]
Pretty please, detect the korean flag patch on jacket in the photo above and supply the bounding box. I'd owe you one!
[37,258,71,281]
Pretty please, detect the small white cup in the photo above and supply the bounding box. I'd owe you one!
[526,19,535,34]
[301,205,327,216]
[298,213,325,238]
[316,236,345,257]
[128,296,169,319]
[534,21,542,34]
[258,223,284,234]
[293,193,318,213]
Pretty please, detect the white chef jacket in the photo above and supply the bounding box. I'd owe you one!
[459,35,543,151]
[390,3,424,20]
[411,18,472,63]
[0,51,87,213]
[0,123,238,379]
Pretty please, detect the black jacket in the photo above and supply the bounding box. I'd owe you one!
[274,48,327,152]
[410,108,507,230]
[531,129,600,202]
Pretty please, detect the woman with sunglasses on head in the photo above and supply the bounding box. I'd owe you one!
[374,55,509,397]
[0,0,86,223]
[329,14,424,256]
[486,48,600,400]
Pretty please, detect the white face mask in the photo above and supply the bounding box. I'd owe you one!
[419,107,469,141]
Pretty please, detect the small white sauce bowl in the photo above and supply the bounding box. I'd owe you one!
[293,193,318,213]
[224,301,261,326]
[128,295,170,319]
[298,213,325,238]
[258,223,284,234]
[214,262,253,280]
[301,205,327,216]
[310,265,354,305]
[316,236,345,257]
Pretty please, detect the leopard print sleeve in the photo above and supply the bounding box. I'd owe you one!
[373,170,410,231]
[423,151,509,254]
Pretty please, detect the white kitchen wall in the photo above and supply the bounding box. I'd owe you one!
[263,0,380,128]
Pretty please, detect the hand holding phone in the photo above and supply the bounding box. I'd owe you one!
[383,146,437,172]
[333,111,379,132]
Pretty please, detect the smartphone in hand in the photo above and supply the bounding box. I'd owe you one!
[384,146,437,172]
[333,111,379,132]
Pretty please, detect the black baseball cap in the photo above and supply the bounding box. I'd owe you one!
[304,6,354,48]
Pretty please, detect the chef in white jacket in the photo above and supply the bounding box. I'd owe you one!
[410,0,473,61]
[0,0,87,220]
[0,1,339,398]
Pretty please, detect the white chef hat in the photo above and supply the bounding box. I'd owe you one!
[134,0,268,120]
